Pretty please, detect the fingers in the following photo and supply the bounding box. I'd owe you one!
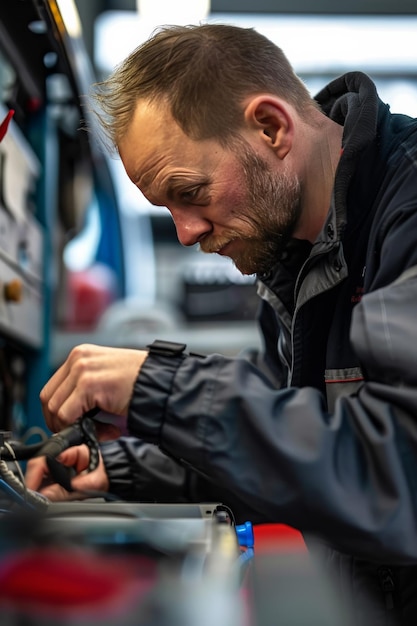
[71,454,109,494]
[38,483,85,502]
[25,455,49,491]
[25,445,109,502]
[40,344,148,433]
[40,344,98,432]
[25,446,86,491]
[62,445,91,473]
[45,450,109,499]
[39,360,70,428]
[25,445,89,493]
[25,456,78,501]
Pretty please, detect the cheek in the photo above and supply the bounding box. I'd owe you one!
[217,180,249,221]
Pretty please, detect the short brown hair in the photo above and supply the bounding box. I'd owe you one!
[90,23,315,151]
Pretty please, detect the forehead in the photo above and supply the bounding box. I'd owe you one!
[118,99,228,193]
[118,99,178,174]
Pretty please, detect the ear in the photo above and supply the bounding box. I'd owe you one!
[243,96,294,160]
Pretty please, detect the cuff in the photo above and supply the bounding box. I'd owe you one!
[127,351,185,444]
[100,438,139,501]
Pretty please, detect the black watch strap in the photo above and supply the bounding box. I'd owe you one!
[146,339,187,357]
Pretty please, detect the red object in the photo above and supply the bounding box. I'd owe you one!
[65,263,117,330]
[0,547,156,615]
[0,109,14,142]
[253,523,307,554]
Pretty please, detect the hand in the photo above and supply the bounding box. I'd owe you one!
[40,344,148,433]
[25,445,109,501]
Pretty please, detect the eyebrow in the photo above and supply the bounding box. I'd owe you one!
[166,173,210,194]
[135,171,210,206]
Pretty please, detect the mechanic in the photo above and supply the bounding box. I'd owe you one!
[26,23,417,625]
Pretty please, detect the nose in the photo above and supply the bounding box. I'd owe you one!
[169,208,212,247]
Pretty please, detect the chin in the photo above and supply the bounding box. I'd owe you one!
[233,258,257,276]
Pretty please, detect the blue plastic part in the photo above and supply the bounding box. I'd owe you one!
[235,521,254,549]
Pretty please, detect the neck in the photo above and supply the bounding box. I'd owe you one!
[295,115,344,243]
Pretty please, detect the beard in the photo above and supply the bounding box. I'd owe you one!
[200,146,302,275]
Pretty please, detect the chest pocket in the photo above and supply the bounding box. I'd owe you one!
[325,367,364,413]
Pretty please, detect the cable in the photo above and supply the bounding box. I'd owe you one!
[0,461,49,511]
[0,440,45,461]
[20,426,49,444]
[3,440,26,492]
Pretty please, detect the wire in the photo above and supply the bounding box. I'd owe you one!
[0,441,45,461]
[20,426,49,444]
[215,503,236,526]
[3,440,27,499]
[0,464,48,511]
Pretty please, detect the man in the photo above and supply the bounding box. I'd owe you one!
[26,24,417,624]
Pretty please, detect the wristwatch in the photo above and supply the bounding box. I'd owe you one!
[146,339,187,357]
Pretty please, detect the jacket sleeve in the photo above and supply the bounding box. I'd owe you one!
[100,436,262,523]
[100,437,190,502]
[126,266,417,564]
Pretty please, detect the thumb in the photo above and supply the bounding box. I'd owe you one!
[70,461,109,495]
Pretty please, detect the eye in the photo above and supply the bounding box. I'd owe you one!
[178,183,210,206]
[180,187,200,203]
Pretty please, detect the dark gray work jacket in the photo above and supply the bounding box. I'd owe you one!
[103,73,417,624]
